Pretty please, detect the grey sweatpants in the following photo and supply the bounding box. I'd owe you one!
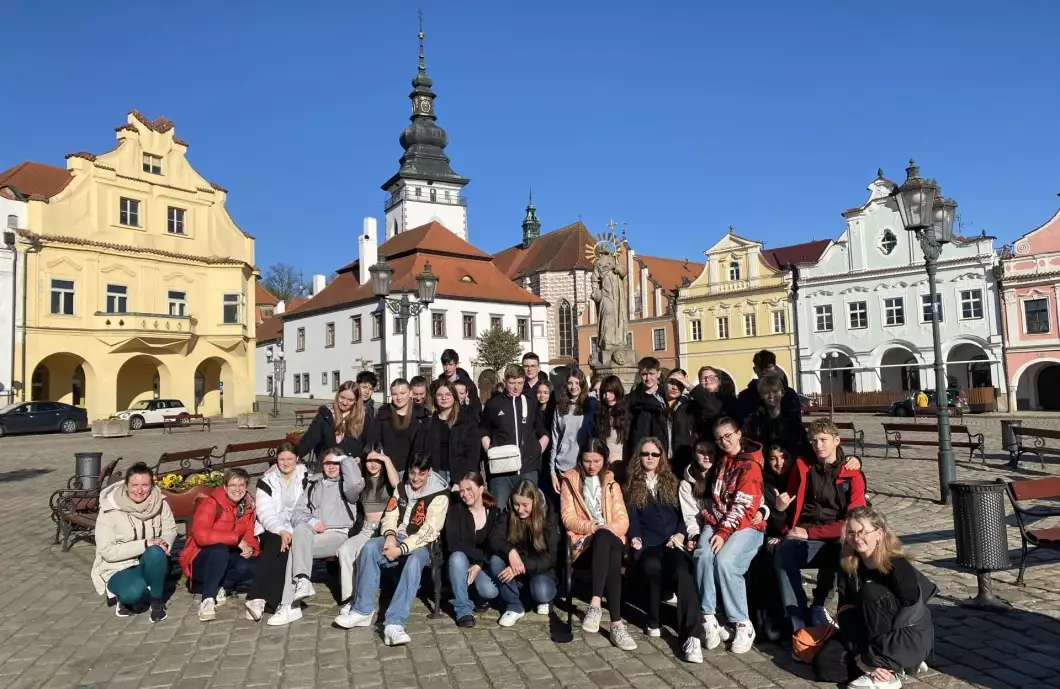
[279,523,348,606]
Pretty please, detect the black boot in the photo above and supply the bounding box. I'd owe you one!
[150,597,167,623]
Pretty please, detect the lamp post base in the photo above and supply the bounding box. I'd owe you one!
[961,572,1012,613]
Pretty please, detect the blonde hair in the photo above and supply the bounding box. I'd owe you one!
[841,506,905,575]
[333,381,366,439]
[807,418,841,439]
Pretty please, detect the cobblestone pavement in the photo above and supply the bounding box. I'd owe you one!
[1,414,1059,689]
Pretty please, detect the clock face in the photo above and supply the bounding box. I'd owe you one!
[418,98,432,114]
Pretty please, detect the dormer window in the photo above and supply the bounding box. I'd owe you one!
[729,260,741,281]
[142,154,162,175]
[430,189,437,202]
[879,229,897,255]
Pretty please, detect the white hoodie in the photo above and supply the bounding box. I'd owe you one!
[254,463,309,536]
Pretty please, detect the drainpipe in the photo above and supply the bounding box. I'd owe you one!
[790,265,803,393]
[3,232,16,404]
[19,236,42,401]
[991,262,1011,412]
[670,291,681,370]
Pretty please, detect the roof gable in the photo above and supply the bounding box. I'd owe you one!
[378,221,490,260]
[1011,208,1060,256]
[704,228,760,255]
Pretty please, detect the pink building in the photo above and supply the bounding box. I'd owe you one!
[999,208,1060,410]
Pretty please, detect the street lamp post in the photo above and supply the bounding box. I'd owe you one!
[892,159,958,504]
[827,351,839,419]
[267,345,285,418]
[369,256,439,381]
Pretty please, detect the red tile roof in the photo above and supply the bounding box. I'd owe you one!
[761,240,830,270]
[493,221,595,279]
[338,221,491,275]
[637,255,704,292]
[0,161,73,200]
[255,283,279,306]
[257,314,283,343]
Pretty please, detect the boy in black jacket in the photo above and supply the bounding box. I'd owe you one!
[480,364,549,509]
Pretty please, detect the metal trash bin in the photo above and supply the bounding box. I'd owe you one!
[74,452,104,490]
[950,480,1012,611]
[1000,419,1022,467]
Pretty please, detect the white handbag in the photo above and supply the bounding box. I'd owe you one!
[487,445,522,475]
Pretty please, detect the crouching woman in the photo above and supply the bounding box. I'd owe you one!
[813,507,936,688]
[92,462,177,622]
[445,471,502,627]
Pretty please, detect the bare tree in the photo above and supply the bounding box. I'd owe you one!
[260,262,308,303]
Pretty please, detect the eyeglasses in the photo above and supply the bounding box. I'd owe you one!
[639,451,662,458]
[716,430,739,444]
[846,527,879,541]
[703,375,719,382]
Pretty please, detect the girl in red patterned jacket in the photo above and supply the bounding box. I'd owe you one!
[680,417,765,655]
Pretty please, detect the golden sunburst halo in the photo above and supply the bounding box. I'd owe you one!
[584,231,625,264]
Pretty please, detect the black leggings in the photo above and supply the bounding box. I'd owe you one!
[578,530,624,622]
[246,531,289,610]
[636,544,703,642]
[813,582,900,683]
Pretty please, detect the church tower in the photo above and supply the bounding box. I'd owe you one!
[382,16,470,241]
[521,191,540,248]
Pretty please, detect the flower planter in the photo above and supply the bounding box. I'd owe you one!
[285,433,304,445]
[238,412,269,429]
[162,484,211,520]
[92,418,131,438]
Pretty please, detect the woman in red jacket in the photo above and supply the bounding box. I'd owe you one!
[179,468,260,622]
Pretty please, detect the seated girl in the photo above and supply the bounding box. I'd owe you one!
[559,438,635,650]
[445,471,501,627]
[487,479,559,627]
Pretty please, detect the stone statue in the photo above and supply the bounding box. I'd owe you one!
[590,244,631,366]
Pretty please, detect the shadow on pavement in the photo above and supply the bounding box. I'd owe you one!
[0,467,54,483]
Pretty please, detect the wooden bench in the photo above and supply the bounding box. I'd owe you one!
[49,457,121,551]
[1002,477,1060,585]
[163,413,211,433]
[1012,426,1059,469]
[912,406,963,424]
[213,438,287,477]
[803,420,865,456]
[882,422,985,462]
[295,409,318,427]
[153,446,217,478]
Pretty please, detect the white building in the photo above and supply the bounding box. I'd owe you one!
[796,167,1003,399]
[0,187,23,403]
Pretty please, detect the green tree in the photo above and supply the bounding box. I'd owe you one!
[260,262,308,303]
[475,327,523,373]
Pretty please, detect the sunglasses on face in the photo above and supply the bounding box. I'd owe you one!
[640,451,662,458]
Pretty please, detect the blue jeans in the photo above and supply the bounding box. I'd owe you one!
[489,470,539,512]
[488,554,555,613]
[351,536,431,626]
[192,544,258,600]
[447,551,500,618]
[774,537,842,624]
[693,525,763,622]
[107,545,169,604]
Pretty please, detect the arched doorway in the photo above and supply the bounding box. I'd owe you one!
[1039,366,1060,411]
[194,357,234,417]
[819,352,855,394]
[880,348,920,392]
[116,355,170,412]
[947,342,992,389]
[30,353,94,409]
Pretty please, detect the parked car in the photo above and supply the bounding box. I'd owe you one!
[0,401,88,437]
[113,399,189,430]
[888,389,968,417]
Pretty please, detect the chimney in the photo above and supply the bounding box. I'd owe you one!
[359,217,379,285]
[275,300,286,314]
[311,274,327,295]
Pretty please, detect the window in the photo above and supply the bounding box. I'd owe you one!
[590,337,599,356]
[516,317,529,341]
[961,289,983,319]
[1026,298,1050,334]
[372,313,382,339]
[167,207,185,235]
[652,328,666,351]
[633,291,643,316]
[848,301,868,329]
[529,274,541,296]
[772,310,786,334]
[431,312,446,337]
[690,319,702,341]
[332,371,340,392]
[119,197,140,227]
[744,314,757,337]
[373,365,384,388]
[419,365,434,379]
[430,188,437,202]
[266,376,273,395]
[167,290,186,317]
[625,332,633,348]
[325,322,335,347]
[296,327,305,351]
[106,284,128,314]
[293,375,301,394]
[462,314,476,339]
[729,260,740,281]
[415,187,421,197]
[302,373,310,393]
[879,229,897,255]
[50,279,75,315]
[222,294,241,324]
[815,305,833,332]
[921,294,943,323]
[351,315,362,342]
[322,372,328,385]
[717,317,729,339]
[142,153,162,175]
[490,315,503,330]
[884,297,905,326]
[558,300,574,357]
[393,316,405,335]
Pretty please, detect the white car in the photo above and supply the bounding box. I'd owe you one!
[114,399,190,430]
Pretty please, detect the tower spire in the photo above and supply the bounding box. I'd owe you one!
[417,9,426,73]
[522,189,541,248]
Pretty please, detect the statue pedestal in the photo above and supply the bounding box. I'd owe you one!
[591,346,640,392]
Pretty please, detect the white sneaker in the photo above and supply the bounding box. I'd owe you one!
[334,608,373,629]
[535,603,550,615]
[581,605,602,633]
[383,624,411,646]
[848,674,902,689]
[704,614,723,650]
[730,621,755,654]
[810,605,835,628]
[198,598,216,622]
[683,637,703,664]
[215,587,227,606]
[292,578,316,603]
[266,603,303,626]
[498,610,525,627]
[665,594,678,605]
[646,625,662,638]
[611,623,637,651]
[244,598,265,621]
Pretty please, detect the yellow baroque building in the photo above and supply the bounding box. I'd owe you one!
[676,228,827,393]
[0,110,257,420]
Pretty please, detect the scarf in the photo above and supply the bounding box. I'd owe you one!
[116,485,164,521]
[582,475,603,522]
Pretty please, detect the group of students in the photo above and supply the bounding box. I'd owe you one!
[90,348,933,689]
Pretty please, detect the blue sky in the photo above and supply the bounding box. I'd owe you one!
[2,2,1057,276]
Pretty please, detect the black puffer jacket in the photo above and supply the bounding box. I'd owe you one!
[422,409,481,480]
[362,404,429,473]
[742,396,807,458]
[487,505,560,581]
[297,406,365,460]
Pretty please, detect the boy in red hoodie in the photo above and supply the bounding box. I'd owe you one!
[773,419,866,634]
